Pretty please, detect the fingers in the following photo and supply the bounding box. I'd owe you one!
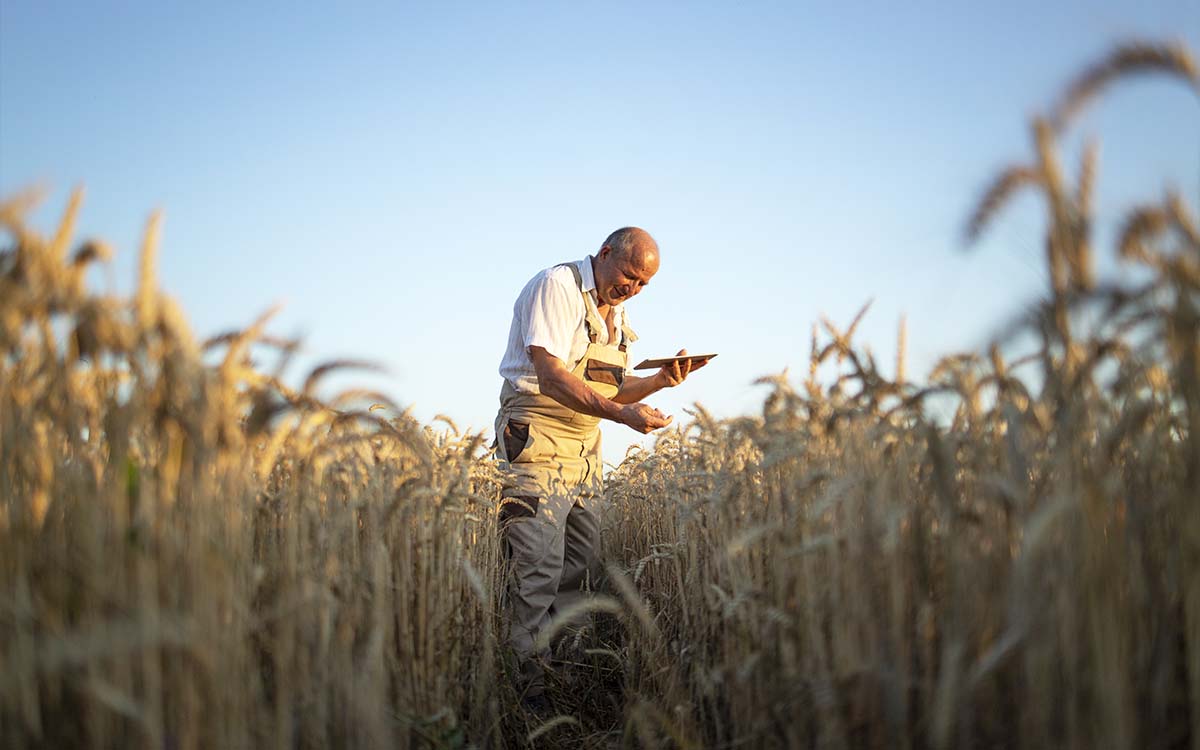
[625,404,669,433]
[640,407,672,432]
[662,349,688,385]
[664,349,702,384]
[642,417,671,433]
[675,349,688,378]
[661,362,681,386]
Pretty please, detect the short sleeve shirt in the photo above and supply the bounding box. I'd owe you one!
[498,256,631,394]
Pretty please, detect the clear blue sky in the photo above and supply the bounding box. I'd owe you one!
[2,2,1198,459]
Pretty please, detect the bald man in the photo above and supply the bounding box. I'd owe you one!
[494,227,706,707]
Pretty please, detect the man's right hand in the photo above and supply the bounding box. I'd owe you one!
[620,403,673,434]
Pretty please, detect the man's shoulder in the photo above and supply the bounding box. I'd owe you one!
[514,262,587,342]
[521,262,582,298]
[540,262,581,286]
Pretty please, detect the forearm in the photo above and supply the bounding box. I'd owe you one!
[613,372,667,404]
[537,364,626,422]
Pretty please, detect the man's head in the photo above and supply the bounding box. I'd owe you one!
[592,227,659,306]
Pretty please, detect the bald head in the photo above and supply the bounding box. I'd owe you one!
[602,227,659,269]
[593,227,660,306]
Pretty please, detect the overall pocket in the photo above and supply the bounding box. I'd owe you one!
[584,359,624,388]
[502,419,532,462]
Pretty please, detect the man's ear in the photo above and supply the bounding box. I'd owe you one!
[597,245,611,261]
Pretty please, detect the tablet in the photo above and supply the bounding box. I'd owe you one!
[633,353,718,370]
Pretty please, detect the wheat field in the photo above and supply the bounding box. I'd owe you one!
[2,42,1198,749]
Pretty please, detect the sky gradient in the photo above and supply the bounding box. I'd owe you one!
[2,2,1198,459]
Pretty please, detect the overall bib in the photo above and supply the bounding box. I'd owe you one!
[494,263,636,695]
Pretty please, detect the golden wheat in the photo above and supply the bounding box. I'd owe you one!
[2,39,1198,749]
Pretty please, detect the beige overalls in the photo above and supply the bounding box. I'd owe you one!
[494,263,636,696]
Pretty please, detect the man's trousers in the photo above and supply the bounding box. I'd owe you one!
[495,387,605,697]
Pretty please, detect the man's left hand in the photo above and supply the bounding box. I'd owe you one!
[657,348,710,388]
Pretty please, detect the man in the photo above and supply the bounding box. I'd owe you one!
[493,226,706,708]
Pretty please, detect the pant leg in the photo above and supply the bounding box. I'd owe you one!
[495,407,593,694]
[549,431,604,649]
[499,447,582,695]
[503,511,566,696]
[551,500,601,635]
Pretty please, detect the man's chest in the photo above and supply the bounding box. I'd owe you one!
[594,303,619,344]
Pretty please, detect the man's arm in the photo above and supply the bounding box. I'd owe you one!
[613,348,710,404]
[612,373,666,404]
[529,346,671,434]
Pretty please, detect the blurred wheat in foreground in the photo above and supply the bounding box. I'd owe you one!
[2,41,1199,750]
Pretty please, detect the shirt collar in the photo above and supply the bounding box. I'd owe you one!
[580,255,625,323]
[579,255,598,293]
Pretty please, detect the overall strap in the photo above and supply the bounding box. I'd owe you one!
[618,319,639,353]
[563,262,606,345]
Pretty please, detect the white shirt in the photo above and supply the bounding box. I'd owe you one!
[498,255,631,394]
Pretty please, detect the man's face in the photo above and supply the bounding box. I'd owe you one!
[595,245,658,306]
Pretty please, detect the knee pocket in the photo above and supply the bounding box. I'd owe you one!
[499,494,540,522]
[504,518,560,572]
